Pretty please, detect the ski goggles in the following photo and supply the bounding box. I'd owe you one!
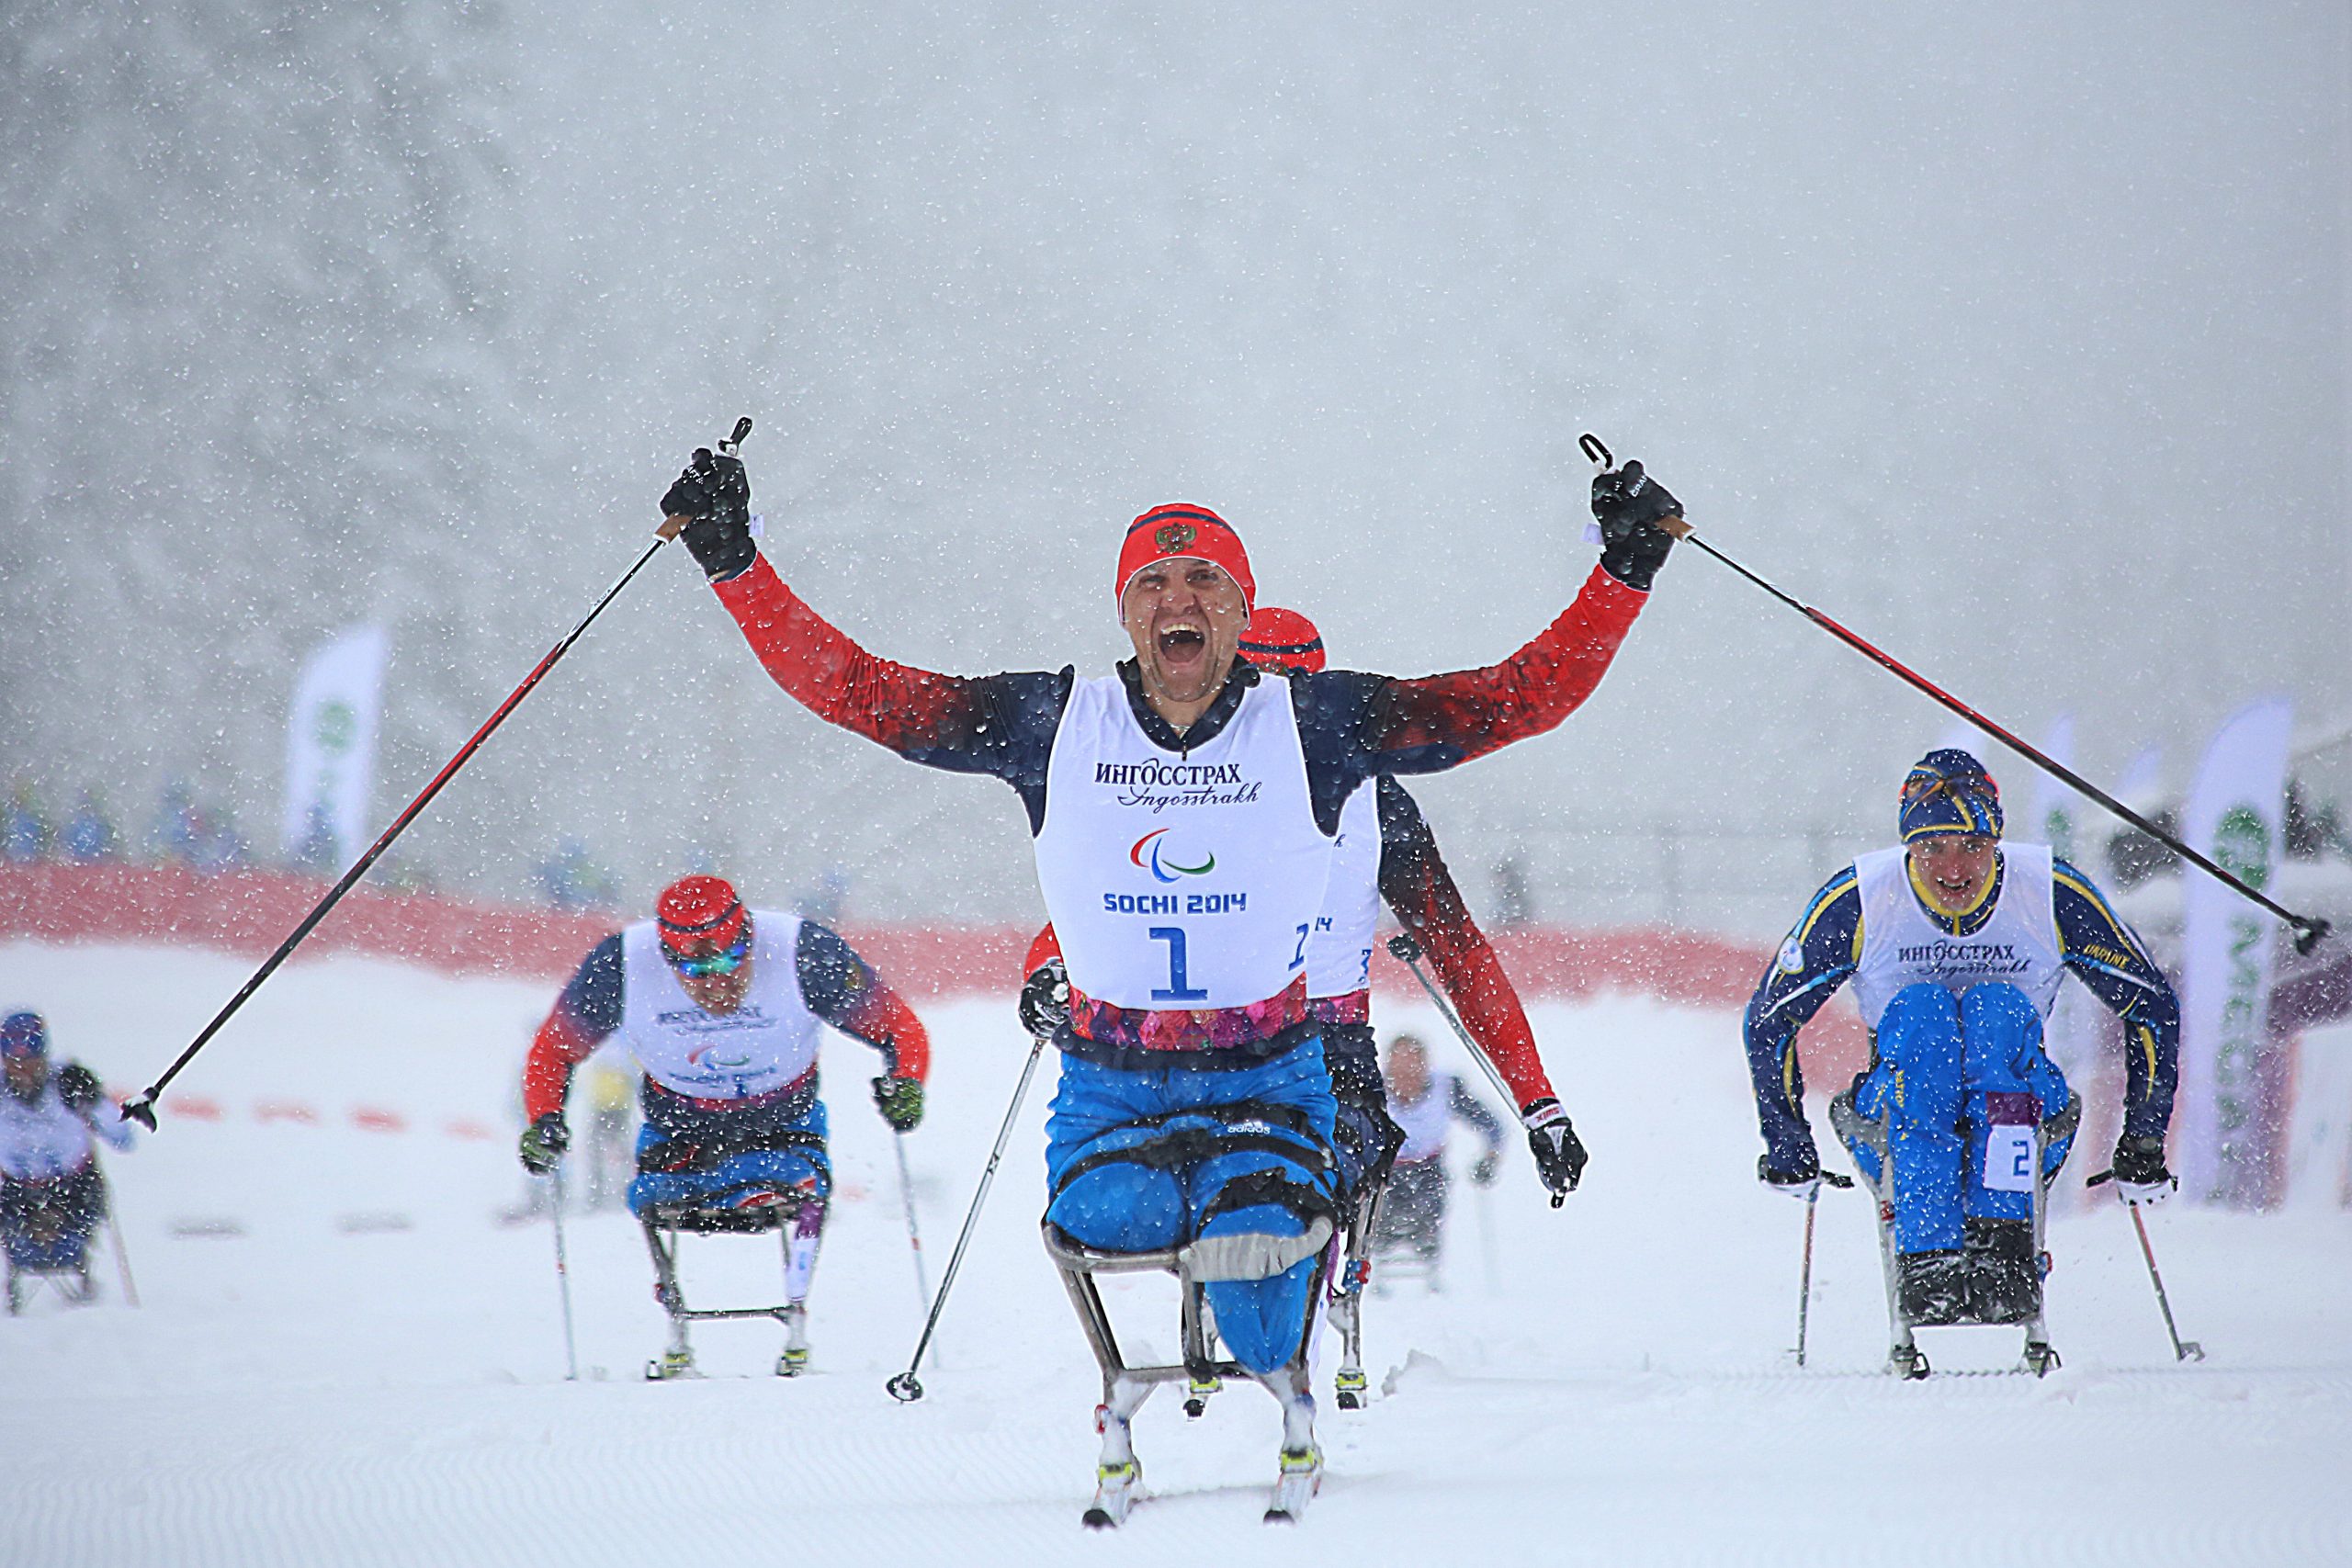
[1900,766,1999,806]
[665,933,751,978]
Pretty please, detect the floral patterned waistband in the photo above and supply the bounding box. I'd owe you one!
[1068,975,1311,1054]
[1306,990,1371,1027]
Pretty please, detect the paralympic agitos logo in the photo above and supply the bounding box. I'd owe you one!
[1130,829,1216,882]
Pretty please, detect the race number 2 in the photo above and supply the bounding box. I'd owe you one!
[1148,927,1209,1002]
[1984,1124,2037,1193]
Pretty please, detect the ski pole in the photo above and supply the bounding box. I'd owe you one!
[2086,1169,2204,1361]
[1577,433,2332,957]
[92,1151,140,1309]
[121,418,754,1131]
[548,1163,580,1382]
[1793,1189,1818,1367]
[1790,1171,1851,1368]
[889,1132,933,1326]
[1384,931,1560,1207]
[886,1032,1048,1403]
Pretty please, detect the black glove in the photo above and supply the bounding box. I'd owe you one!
[1018,958,1070,1040]
[1590,458,1680,592]
[518,1111,569,1175]
[662,446,755,582]
[56,1062,102,1114]
[1521,1098,1589,1197]
[872,1075,924,1133]
[2109,1134,2175,1206]
[1469,1150,1499,1187]
[1758,1148,1824,1201]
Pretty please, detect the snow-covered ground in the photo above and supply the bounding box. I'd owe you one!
[3,940,2347,1566]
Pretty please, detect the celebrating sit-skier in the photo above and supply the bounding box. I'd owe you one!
[658,435,1679,1517]
[1744,749,2181,1369]
[516,874,930,1376]
[2,1010,133,1311]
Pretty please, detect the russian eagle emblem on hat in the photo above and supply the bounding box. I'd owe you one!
[1155,521,1197,552]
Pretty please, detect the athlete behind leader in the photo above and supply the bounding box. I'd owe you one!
[1743,750,2181,1327]
[516,874,930,1369]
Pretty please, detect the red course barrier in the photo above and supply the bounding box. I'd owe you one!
[0,863,1867,1082]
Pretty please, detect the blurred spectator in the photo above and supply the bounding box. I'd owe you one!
[4,783,50,863]
[58,791,120,863]
[537,838,619,912]
[149,780,201,865]
[1490,856,1533,928]
[798,865,851,925]
[291,800,341,875]
[191,806,249,876]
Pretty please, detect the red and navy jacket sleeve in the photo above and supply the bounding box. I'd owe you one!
[795,920,931,1082]
[2051,857,2179,1145]
[522,933,626,1122]
[1740,868,1862,1169]
[1292,563,1648,828]
[713,556,1074,831]
[1374,778,1558,1113]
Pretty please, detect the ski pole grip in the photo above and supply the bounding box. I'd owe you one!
[1385,931,1425,964]
[1578,433,1613,469]
[2086,1168,2115,1188]
[1821,1171,1854,1190]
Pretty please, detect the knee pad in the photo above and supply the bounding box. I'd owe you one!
[1202,1256,1322,1375]
[1961,983,2067,1115]
[1046,1161,1187,1255]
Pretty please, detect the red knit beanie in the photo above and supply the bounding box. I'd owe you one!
[1114,504,1255,615]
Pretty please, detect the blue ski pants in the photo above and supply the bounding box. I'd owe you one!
[628,1085,831,1218]
[1046,1038,1339,1375]
[1842,982,2073,1255]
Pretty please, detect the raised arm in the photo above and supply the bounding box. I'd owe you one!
[665,446,1071,822]
[1374,780,1555,1110]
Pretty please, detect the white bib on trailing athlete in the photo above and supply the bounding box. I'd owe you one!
[1391,1074,1457,1165]
[616,912,824,1100]
[0,1084,97,1180]
[1306,779,1382,1000]
[1035,673,1333,1010]
[1851,842,2064,1032]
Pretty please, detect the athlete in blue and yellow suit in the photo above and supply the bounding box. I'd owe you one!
[1742,750,2180,1324]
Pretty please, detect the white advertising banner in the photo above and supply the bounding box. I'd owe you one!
[2177,697,2294,1206]
[280,625,390,872]
[2028,715,2079,864]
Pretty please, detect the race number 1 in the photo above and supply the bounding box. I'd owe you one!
[1148,926,1209,1002]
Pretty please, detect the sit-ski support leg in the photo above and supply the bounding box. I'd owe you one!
[642,1217,697,1379]
[639,1201,811,1381]
[1832,1089,1926,1379]
[1330,1174,1386,1409]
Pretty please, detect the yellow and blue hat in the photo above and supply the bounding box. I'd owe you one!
[1899,749,2003,842]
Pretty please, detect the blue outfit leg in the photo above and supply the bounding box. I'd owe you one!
[1046,1039,1339,1375]
[1850,984,1967,1255]
[1957,983,2072,1224]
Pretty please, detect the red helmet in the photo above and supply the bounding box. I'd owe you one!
[655,875,748,955]
[1238,605,1326,673]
